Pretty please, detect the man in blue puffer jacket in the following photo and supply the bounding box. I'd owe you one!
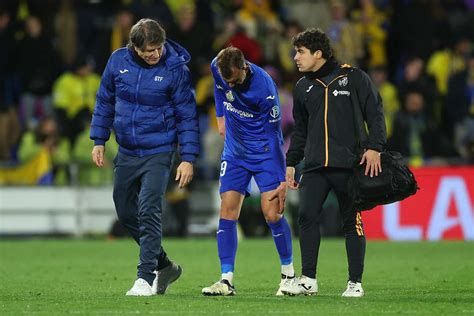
[90,18,199,296]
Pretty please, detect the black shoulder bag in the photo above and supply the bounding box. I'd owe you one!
[348,70,419,211]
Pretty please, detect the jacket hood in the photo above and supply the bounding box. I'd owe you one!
[163,39,191,70]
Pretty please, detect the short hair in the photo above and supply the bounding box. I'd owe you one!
[216,47,245,80]
[128,18,165,51]
[292,28,332,59]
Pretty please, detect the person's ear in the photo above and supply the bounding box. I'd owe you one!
[314,50,322,58]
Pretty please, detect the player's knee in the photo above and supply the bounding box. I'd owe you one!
[264,211,281,223]
[219,207,239,220]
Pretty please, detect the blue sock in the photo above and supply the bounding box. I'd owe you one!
[267,216,293,265]
[217,218,238,273]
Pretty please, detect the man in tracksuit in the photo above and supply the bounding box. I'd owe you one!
[281,28,386,297]
[90,19,199,296]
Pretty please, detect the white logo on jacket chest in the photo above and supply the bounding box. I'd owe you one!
[154,76,164,82]
[119,69,129,74]
[338,77,348,87]
[333,90,350,96]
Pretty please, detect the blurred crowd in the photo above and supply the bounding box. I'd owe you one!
[1,0,474,188]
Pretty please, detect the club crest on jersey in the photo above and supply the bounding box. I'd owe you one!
[270,105,280,119]
[225,90,234,102]
[338,77,348,87]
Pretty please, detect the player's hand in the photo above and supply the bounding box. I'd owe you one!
[268,181,287,214]
[92,145,105,167]
[286,167,299,189]
[175,161,194,188]
[360,149,382,177]
[217,116,225,138]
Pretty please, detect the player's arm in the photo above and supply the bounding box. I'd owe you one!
[90,55,116,167]
[286,83,308,189]
[354,69,387,177]
[216,116,225,138]
[170,66,200,188]
[211,60,226,138]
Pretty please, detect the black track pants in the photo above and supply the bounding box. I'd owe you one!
[298,168,366,282]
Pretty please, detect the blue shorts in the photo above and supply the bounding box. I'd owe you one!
[219,158,285,196]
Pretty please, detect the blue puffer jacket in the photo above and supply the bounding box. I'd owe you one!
[90,40,199,162]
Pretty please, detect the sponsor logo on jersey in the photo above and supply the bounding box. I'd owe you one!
[338,77,348,87]
[119,69,129,74]
[154,76,163,82]
[225,90,234,102]
[306,85,314,93]
[333,90,350,96]
[223,101,254,118]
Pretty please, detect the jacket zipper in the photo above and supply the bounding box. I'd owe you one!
[315,74,348,167]
[133,69,142,156]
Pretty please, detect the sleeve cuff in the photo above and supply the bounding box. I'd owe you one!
[180,154,197,163]
[286,160,297,167]
[366,143,384,152]
[94,140,106,146]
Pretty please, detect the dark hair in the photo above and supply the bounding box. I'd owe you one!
[128,18,165,51]
[292,28,332,59]
[216,47,245,80]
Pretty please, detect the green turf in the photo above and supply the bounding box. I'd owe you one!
[0,239,473,315]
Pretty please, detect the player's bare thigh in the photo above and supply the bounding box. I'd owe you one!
[220,190,245,220]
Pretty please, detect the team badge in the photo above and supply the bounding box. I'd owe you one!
[225,90,234,102]
[270,105,280,119]
[338,77,348,87]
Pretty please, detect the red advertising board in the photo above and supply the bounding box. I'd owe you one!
[362,167,474,240]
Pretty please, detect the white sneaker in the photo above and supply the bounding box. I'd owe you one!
[281,275,318,296]
[276,275,296,296]
[202,279,236,296]
[342,281,364,297]
[125,278,154,296]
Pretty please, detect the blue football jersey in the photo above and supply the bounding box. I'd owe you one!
[211,58,284,161]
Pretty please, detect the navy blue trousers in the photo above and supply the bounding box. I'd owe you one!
[113,151,173,285]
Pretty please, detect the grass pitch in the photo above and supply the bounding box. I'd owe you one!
[0,239,473,315]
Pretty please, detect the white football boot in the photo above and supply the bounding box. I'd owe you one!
[281,275,318,296]
[202,279,236,296]
[341,281,364,297]
[276,275,296,296]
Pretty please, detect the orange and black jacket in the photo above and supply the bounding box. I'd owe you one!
[286,58,386,172]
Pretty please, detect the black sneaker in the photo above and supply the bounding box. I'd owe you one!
[156,262,182,294]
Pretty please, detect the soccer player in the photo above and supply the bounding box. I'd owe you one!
[281,28,386,297]
[201,47,295,296]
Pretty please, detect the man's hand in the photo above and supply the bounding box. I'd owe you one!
[217,116,225,138]
[286,167,299,189]
[268,181,287,214]
[360,149,382,177]
[92,145,105,167]
[175,161,194,188]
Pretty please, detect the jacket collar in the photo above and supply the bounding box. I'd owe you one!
[304,57,338,80]
[128,46,167,69]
